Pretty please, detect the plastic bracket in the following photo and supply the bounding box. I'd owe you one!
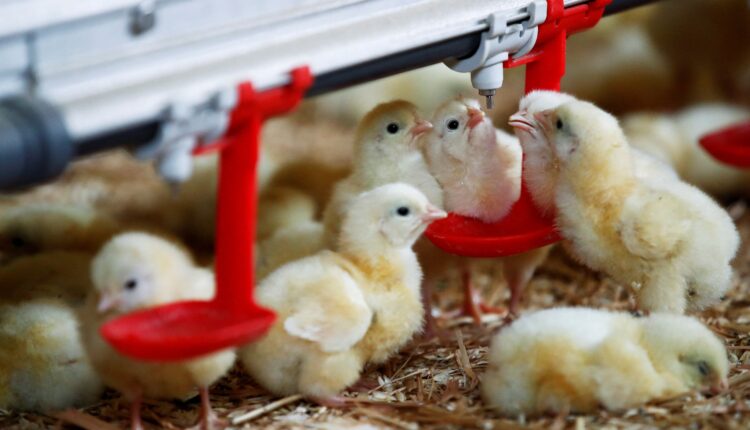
[100,67,313,362]
[445,0,546,107]
[136,88,237,185]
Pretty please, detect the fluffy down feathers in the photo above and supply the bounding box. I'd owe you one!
[80,232,234,401]
[511,92,739,313]
[322,100,443,248]
[242,183,445,398]
[0,299,103,412]
[481,307,728,416]
[422,97,521,223]
[256,220,325,281]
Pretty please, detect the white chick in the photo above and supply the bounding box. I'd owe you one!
[623,104,750,199]
[422,97,550,318]
[510,92,739,313]
[423,97,521,223]
[0,203,121,259]
[322,100,442,248]
[0,298,103,412]
[79,232,235,430]
[241,183,446,402]
[481,307,729,416]
[0,251,92,306]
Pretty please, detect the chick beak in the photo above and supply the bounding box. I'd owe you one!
[410,120,433,138]
[710,378,729,395]
[467,107,485,129]
[533,111,553,131]
[421,204,448,223]
[509,111,534,132]
[97,293,120,313]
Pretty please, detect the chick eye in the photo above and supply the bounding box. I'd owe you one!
[556,118,564,130]
[697,361,710,376]
[386,123,400,134]
[396,206,410,217]
[10,236,25,248]
[447,119,460,130]
[124,278,138,291]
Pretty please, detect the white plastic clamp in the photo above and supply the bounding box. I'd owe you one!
[136,88,237,186]
[445,1,547,108]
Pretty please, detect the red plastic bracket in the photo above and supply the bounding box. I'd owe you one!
[101,67,313,362]
[699,121,750,168]
[425,0,610,258]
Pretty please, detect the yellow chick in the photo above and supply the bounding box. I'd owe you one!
[0,298,103,412]
[256,220,324,281]
[256,186,317,241]
[481,307,729,416]
[79,232,235,430]
[0,251,92,306]
[0,203,121,259]
[510,92,739,313]
[515,91,680,216]
[172,150,280,249]
[623,104,750,199]
[322,100,442,248]
[423,97,551,317]
[267,160,351,217]
[241,183,446,402]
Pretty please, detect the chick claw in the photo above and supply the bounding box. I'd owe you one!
[310,395,359,409]
[460,270,507,325]
[186,387,226,430]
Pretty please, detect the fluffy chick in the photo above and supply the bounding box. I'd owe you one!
[80,232,235,430]
[256,186,317,241]
[0,298,103,412]
[422,97,549,317]
[0,203,121,259]
[322,100,442,248]
[512,91,677,215]
[267,160,351,217]
[241,183,446,401]
[510,92,739,313]
[256,220,324,281]
[0,251,92,306]
[623,104,750,199]
[481,307,729,416]
[423,97,521,223]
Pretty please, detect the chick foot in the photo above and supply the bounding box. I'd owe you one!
[187,387,226,430]
[419,280,452,341]
[460,270,506,325]
[129,391,144,430]
[347,377,380,393]
[310,395,359,408]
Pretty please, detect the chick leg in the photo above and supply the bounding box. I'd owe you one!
[420,277,452,340]
[195,386,225,430]
[310,395,358,408]
[504,247,552,318]
[129,389,144,430]
[460,265,505,325]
